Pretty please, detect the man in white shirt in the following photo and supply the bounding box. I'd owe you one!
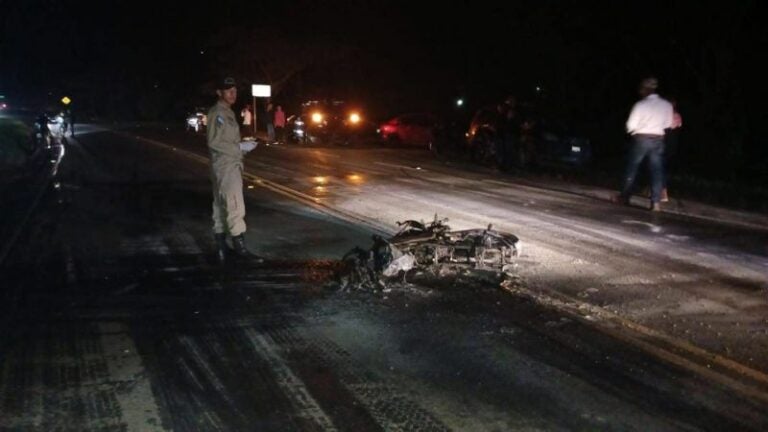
[618,77,673,211]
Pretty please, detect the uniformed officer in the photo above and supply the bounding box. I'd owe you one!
[207,77,262,263]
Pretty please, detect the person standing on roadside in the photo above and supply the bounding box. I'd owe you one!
[274,105,286,143]
[616,77,673,211]
[240,104,253,136]
[265,102,275,143]
[207,77,263,264]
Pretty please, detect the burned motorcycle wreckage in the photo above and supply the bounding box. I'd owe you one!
[336,216,521,291]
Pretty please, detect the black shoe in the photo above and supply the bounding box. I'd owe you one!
[232,234,264,263]
[611,193,631,206]
[214,233,228,264]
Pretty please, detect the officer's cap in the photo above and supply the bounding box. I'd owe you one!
[217,77,237,90]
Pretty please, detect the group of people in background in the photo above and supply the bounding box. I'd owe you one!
[231,78,683,212]
[239,101,286,144]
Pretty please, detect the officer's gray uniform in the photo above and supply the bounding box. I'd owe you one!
[207,100,246,236]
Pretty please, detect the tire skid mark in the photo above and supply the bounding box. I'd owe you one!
[262,324,450,431]
[178,335,239,410]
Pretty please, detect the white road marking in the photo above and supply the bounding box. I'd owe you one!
[99,322,167,431]
[622,220,663,233]
[374,161,428,171]
[244,328,338,431]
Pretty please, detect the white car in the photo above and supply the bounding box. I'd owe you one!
[186,111,207,132]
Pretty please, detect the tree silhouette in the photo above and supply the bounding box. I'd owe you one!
[204,26,354,97]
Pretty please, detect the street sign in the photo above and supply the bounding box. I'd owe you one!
[251,85,271,98]
[61,96,72,105]
[251,84,271,135]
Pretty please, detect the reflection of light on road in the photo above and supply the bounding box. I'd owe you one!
[622,220,662,233]
[346,173,364,184]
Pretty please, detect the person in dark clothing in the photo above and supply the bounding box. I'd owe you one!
[65,108,74,137]
[491,103,507,168]
[498,96,521,170]
[265,102,275,142]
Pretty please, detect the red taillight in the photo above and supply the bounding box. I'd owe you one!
[381,124,396,134]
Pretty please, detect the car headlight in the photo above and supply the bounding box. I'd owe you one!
[311,112,323,124]
[349,113,361,124]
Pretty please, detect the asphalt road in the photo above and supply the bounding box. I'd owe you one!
[140,126,768,373]
[1,127,767,431]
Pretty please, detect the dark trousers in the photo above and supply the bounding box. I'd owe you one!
[620,135,665,203]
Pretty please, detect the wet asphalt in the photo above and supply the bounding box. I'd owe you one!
[1,128,767,431]
[137,126,768,374]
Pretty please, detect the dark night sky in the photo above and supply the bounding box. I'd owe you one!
[2,1,765,107]
[2,0,767,176]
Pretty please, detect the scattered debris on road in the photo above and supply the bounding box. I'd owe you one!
[335,215,521,291]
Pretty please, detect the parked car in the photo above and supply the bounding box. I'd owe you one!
[528,117,591,168]
[288,100,376,145]
[186,108,207,133]
[466,103,591,169]
[379,113,441,150]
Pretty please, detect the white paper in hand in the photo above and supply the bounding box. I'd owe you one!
[239,141,257,153]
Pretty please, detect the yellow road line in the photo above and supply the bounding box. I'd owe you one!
[501,281,768,404]
[128,134,393,237]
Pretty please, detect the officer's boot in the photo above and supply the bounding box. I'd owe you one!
[232,234,264,263]
[214,233,228,264]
